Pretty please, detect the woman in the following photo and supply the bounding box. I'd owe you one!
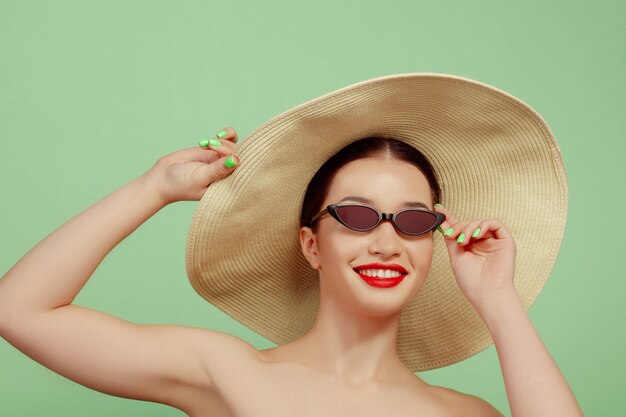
[0,74,583,416]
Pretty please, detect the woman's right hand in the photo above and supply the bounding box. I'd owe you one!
[143,127,240,206]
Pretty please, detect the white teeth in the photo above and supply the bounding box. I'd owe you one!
[356,269,402,278]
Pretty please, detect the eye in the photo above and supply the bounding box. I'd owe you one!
[395,210,437,234]
[335,205,379,230]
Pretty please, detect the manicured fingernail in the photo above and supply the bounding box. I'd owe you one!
[209,139,221,147]
[472,228,480,238]
[457,233,465,244]
[444,227,453,237]
[224,156,237,168]
[217,130,228,138]
[437,226,443,233]
[434,203,444,208]
[199,139,209,148]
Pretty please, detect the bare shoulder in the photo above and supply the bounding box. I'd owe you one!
[429,385,505,417]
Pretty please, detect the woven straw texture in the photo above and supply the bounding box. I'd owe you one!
[186,73,568,372]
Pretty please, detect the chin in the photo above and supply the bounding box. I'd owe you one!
[350,278,417,317]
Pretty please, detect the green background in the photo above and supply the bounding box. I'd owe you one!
[1,0,624,415]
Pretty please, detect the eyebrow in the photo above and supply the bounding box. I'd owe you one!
[339,196,430,210]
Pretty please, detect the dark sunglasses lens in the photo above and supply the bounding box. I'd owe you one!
[335,205,379,230]
[395,210,437,235]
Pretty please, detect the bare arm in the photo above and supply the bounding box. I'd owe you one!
[477,290,585,417]
[433,205,583,417]
[0,132,243,412]
[0,175,163,314]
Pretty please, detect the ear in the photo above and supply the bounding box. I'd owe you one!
[299,226,320,270]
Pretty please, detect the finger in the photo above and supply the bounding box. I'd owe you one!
[199,138,235,156]
[454,219,484,246]
[196,154,240,185]
[434,205,458,234]
[440,220,475,241]
[434,205,483,245]
[179,145,221,164]
[437,218,476,259]
[215,127,239,144]
[471,218,515,241]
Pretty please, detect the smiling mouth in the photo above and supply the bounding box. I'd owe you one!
[353,268,405,279]
[353,269,407,288]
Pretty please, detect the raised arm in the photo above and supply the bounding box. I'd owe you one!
[477,290,584,417]
[434,204,584,417]
[0,130,245,413]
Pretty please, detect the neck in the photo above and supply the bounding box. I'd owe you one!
[281,283,414,387]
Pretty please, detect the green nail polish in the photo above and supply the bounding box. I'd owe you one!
[217,130,228,138]
[437,226,443,233]
[224,156,237,168]
[457,233,465,243]
[444,227,453,236]
[472,228,480,238]
[199,139,209,148]
[434,203,444,208]
[209,139,221,147]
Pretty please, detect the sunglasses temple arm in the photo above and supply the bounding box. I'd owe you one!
[310,208,329,226]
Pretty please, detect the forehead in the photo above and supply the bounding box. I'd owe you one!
[324,157,433,209]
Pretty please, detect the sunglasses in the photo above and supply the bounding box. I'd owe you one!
[309,203,446,236]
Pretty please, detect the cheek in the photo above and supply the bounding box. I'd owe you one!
[317,232,362,268]
[410,240,435,272]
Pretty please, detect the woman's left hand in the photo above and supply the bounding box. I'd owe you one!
[433,204,518,309]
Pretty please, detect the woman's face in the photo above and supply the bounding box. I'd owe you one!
[300,157,436,317]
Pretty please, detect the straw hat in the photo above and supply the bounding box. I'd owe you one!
[185,73,568,371]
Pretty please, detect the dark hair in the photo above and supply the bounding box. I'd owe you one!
[300,137,442,232]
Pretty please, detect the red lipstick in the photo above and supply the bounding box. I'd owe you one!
[352,262,408,289]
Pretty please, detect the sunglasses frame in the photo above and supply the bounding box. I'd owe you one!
[309,203,446,236]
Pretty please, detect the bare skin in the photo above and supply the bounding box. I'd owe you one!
[0,127,583,416]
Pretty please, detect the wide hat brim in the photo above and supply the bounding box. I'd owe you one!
[185,73,568,372]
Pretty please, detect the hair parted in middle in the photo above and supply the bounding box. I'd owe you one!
[300,137,442,233]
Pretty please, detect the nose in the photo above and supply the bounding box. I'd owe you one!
[367,219,403,258]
